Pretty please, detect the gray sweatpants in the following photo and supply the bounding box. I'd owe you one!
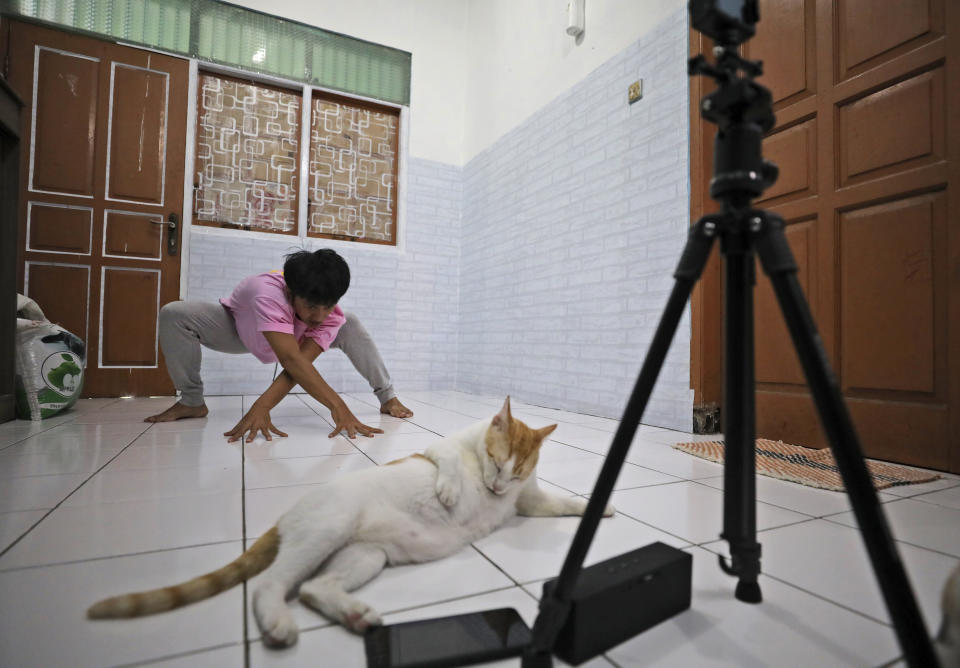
[157,301,397,407]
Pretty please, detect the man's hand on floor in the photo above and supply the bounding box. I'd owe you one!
[225,408,288,443]
[329,404,384,439]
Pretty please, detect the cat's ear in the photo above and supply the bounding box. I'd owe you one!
[492,396,512,430]
[537,424,557,440]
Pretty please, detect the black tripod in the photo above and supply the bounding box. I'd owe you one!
[521,10,939,668]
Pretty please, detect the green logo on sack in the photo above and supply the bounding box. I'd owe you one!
[41,352,83,395]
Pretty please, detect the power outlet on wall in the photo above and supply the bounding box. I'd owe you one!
[628,79,643,104]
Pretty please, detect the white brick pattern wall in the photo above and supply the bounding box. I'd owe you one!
[458,8,693,430]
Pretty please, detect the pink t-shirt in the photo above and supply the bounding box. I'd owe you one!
[220,272,346,364]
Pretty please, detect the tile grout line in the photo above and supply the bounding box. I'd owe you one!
[0,422,153,564]
[109,640,244,668]
[0,538,241,574]
[683,478,960,557]
[818,515,960,561]
[469,543,526,590]
[477,397,677,442]
[759,568,900,629]
[688,515,951,616]
[374,583,528,621]
[344,392,448,441]
[240,406,252,668]
[678,541,909,635]
[350,393,484,429]
[685,478,822,519]
[0,411,87,452]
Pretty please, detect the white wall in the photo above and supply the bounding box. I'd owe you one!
[459,7,693,430]
[229,0,468,165]
[463,0,687,163]
[232,0,687,166]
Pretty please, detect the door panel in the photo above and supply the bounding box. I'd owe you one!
[839,192,943,396]
[692,0,958,471]
[106,63,169,204]
[746,0,816,106]
[103,211,165,259]
[837,0,944,80]
[6,20,187,397]
[24,262,90,345]
[30,47,99,196]
[837,68,945,187]
[755,119,817,204]
[99,267,161,368]
[27,202,93,254]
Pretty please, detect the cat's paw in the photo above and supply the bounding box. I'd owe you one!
[603,503,616,517]
[436,474,461,507]
[258,609,300,647]
[254,585,300,647]
[342,602,383,634]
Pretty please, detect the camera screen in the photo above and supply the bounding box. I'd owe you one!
[366,608,531,668]
[715,0,744,20]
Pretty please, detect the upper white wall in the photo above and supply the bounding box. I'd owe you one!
[231,1,687,166]
[229,0,468,165]
[462,0,687,164]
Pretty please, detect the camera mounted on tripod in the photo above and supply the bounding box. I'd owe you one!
[688,0,777,203]
[690,0,758,46]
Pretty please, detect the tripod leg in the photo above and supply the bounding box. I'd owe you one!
[718,230,762,603]
[753,213,938,668]
[521,218,718,668]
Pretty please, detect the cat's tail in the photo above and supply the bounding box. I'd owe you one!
[87,526,280,619]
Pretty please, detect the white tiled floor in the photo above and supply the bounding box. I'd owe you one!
[0,390,957,667]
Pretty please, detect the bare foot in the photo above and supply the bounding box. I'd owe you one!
[144,401,208,423]
[380,397,413,418]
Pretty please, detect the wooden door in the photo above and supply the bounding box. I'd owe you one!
[3,20,188,398]
[691,1,959,472]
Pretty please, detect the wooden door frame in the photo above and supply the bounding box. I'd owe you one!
[688,28,723,428]
[948,0,960,473]
[0,77,23,423]
[4,18,187,397]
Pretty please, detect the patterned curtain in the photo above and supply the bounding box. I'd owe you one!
[308,96,399,244]
[193,73,301,234]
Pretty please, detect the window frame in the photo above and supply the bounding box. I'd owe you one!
[181,59,407,256]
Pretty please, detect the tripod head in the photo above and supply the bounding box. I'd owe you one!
[690,0,758,47]
[688,0,778,209]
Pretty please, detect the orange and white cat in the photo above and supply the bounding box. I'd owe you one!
[88,397,614,647]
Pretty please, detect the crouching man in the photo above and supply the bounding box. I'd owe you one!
[145,248,412,441]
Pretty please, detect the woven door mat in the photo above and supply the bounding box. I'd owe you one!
[673,439,940,491]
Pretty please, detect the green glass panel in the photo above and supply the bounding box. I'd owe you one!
[5,0,410,105]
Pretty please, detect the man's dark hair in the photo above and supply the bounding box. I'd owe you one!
[283,249,350,307]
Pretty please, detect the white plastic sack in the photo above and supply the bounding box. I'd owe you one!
[16,294,45,321]
[14,296,87,420]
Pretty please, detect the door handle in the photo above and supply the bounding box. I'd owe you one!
[154,213,179,256]
[166,212,180,255]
